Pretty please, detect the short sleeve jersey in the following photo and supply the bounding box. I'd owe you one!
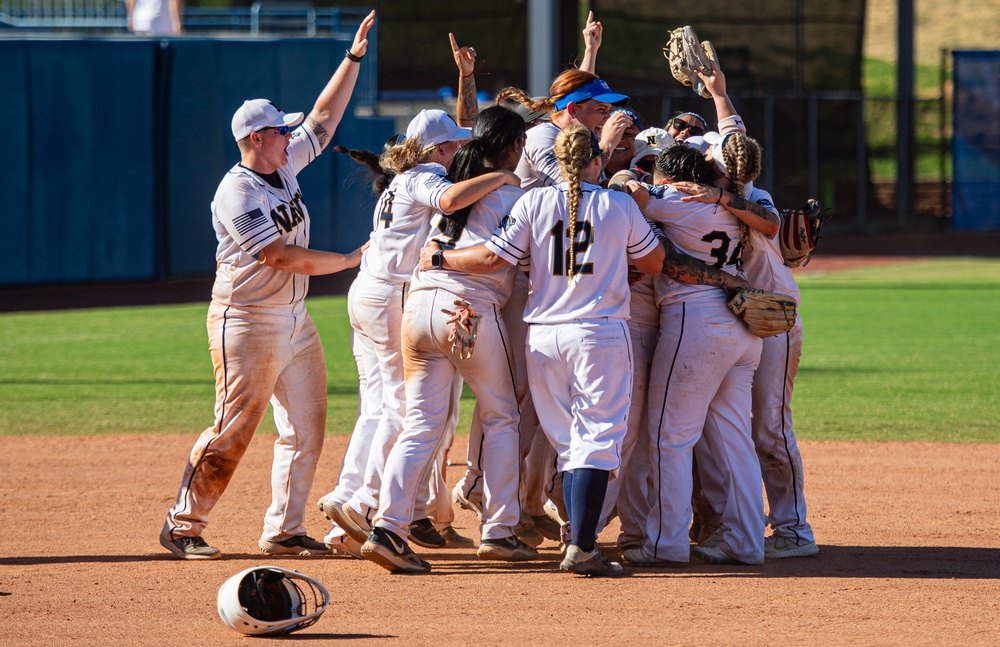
[486,181,659,324]
[738,186,801,304]
[641,184,744,306]
[358,162,453,284]
[210,125,323,307]
[411,185,524,307]
[514,122,562,191]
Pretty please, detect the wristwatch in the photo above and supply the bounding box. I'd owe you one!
[431,249,444,269]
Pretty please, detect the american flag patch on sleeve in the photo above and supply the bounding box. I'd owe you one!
[233,208,269,236]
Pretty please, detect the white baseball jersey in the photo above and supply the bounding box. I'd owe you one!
[738,186,801,304]
[359,162,454,284]
[514,122,561,191]
[641,184,743,306]
[210,125,322,307]
[410,185,524,307]
[486,181,659,324]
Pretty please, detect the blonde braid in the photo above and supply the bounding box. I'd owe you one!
[554,125,594,282]
[495,86,555,114]
[379,135,436,176]
[722,133,763,258]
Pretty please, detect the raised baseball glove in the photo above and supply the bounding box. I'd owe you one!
[663,26,718,98]
[779,198,824,268]
[726,288,798,338]
[442,299,480,360]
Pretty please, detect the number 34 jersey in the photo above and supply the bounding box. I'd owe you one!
[641,184,744,306]
[487,181,659,325]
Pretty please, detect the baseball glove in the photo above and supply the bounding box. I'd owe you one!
[779,199,824,268]
[726,288,798,338]
[442,299,480,360]
[663,26,718,98]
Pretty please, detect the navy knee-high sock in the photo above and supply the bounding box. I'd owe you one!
[561,470,574,524]
[568,468,609,552]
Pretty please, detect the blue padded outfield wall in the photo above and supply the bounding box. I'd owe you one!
[0,37,394,286]
[953,51,1000,231]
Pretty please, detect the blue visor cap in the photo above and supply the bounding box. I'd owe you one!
[553,79,629,111]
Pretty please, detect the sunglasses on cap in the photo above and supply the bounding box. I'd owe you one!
[260,125,291,136]
[670,119,705,137]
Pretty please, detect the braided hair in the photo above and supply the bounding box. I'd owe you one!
[495,69,601,120]
[719,132,763,254]
[554,124,601,282]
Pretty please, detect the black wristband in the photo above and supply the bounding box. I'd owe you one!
[345,50,363,63]
[431,249,444,269]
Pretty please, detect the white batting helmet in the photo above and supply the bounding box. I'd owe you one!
[217,566,330,636]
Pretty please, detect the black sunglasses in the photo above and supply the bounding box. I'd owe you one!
[671,119,705,137]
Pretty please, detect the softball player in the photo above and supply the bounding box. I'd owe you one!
[159,11,376,560]
[680,126,818,559]
[425,125,664,576]
[628,144,766,566]
[328,109,521,547]
[361,106,533,573]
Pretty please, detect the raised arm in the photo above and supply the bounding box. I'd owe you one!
[696,60,745,133]
[303,10,376,150]
[451,33,479,127]
[579,11,603,74]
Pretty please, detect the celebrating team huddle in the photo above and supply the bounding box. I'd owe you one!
[159,10,821,578]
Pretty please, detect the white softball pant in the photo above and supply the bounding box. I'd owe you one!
[526,319,633,475]
[163,300,326,544]
[644,297,764,564]
[610,315,659,547]
[753,318,813,543]
[322,330,382,545]
[374,287,522,541]
[346,272,406,519]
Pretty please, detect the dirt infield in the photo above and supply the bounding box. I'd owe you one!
[2,434,999,646]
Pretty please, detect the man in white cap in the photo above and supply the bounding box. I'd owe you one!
[159,12,377,561]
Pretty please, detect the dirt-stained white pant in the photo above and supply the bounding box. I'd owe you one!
[162,300,327,544]
[644,296,764,564]
[608,314,659,547]
[346,272,407,521]
[374,287,522,541]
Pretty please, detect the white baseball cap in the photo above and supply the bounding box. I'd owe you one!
[630,127,674,169]
[231,99,304,141]
[405,109,471,146]
[703,131,735,176]
[683,135,711,155]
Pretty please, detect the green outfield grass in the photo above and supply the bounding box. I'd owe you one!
[1,258,997,442]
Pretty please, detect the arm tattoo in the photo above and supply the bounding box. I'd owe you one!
[661,242,734,287]
[305,116,330,148]
[456,77,478,127]
[727,194,771,221]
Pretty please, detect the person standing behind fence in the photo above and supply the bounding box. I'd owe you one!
[159,12,376,560]
[126,0,183,36]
